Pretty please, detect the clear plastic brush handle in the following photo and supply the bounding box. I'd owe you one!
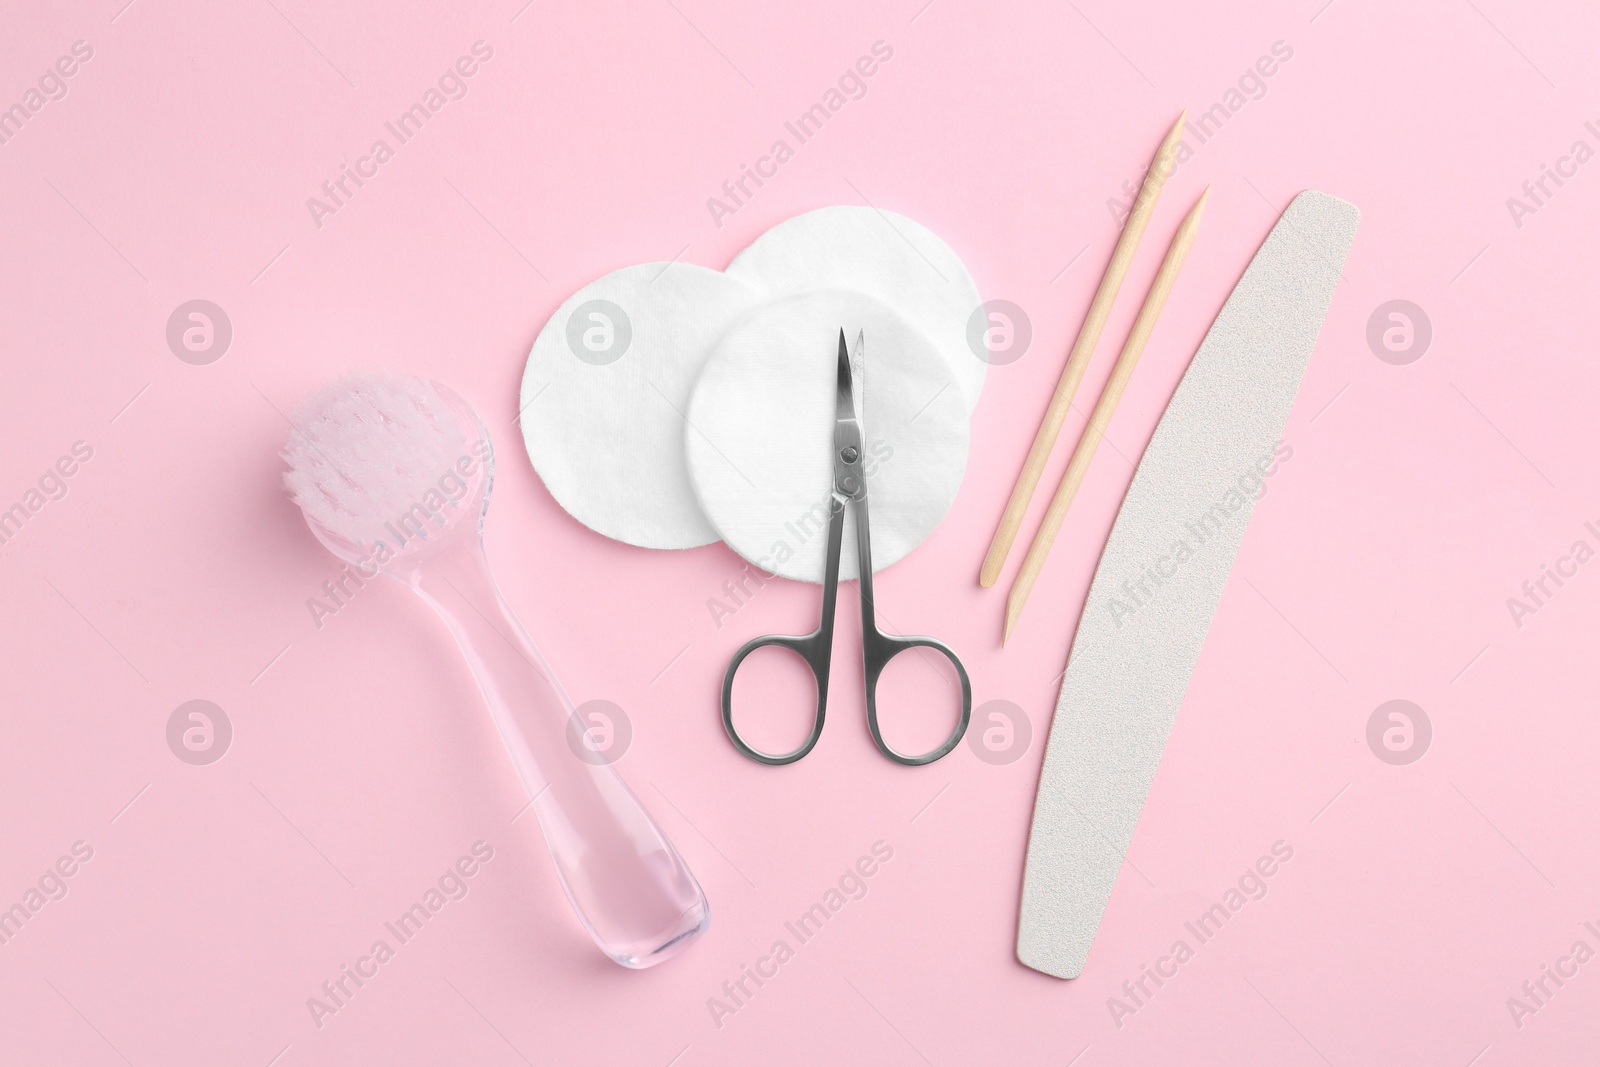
[409,537,709,968]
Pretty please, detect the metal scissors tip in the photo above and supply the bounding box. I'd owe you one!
[835,329,856,422]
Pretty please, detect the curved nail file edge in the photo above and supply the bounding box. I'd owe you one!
[1016,190,1360,979]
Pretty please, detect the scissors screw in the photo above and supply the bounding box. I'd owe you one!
[841,446,860,464]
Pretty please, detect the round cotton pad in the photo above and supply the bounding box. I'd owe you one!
[520,263,763,548]
[725,206,985,412]
[685,289,968,583]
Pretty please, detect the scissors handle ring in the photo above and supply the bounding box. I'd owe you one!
[861,633,972,767]
[720,630,829,766]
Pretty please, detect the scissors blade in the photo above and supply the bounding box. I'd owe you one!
[851,328,865,420]
[834,329,856,425]
[833,329,865,500]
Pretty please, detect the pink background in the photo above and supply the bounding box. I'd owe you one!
[2,0,1596,1063]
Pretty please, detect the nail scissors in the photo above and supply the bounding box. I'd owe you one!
[720,330,971,766]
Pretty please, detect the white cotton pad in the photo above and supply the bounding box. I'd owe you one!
[684,289,968,583]
[520,263,764,548]
[726,206,986,413]
[1016,191,1361,979]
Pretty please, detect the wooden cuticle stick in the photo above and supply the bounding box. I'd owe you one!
[979,111,1187,589]
[1003,186,1210,645]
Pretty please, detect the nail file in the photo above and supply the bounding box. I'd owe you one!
[1016,190,1359,979]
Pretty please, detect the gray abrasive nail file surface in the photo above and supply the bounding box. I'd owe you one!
[1016,190,1359,979]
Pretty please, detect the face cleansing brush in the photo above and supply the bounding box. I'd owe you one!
[282,371,709,968]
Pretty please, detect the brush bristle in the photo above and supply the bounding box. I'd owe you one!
[282,372,475,550]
